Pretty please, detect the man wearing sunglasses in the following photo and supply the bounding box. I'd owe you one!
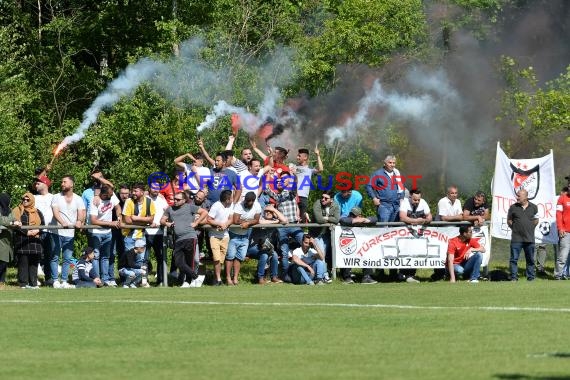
[161,192,208,288]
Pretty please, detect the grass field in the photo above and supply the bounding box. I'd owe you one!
[1,279,570,380]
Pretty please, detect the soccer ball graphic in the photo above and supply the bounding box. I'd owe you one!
[538,221,551,236]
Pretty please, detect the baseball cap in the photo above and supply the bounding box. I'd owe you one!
[349,207,362,217]
[134,239,146,248]
[34,175,52,187]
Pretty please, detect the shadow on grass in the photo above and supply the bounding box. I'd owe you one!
[495,352,570,380]
[494,375,570,380]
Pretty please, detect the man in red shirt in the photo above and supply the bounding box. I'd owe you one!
[447,225,486,283]
[555,186,570,279]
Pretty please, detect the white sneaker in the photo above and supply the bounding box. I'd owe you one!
[123,284,129,289]
[60,282,71,289]
[141,282,151,288]
[406,276,420,283]
[189,279,198,288]
[109,280,118,287]
[181,281,191,288]
[52,281,61,289]
[469,279,479,283]
[195,275,205,287]
[129,283,137,288]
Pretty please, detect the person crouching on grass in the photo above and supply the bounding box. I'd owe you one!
[118,239,146,288]
[447,225,485,283]
[72,247,102,288]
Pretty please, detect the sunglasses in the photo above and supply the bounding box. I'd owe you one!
[321,196,331,200]
[22,197,30,202]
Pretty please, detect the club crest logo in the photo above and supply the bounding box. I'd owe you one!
[510,163,539,200]
[338,228,358,255]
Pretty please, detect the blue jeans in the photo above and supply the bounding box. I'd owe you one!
[227,232,249,261]
[119,268,143,286]
[50,235,75,282]
[454,252,483,281]
[92,233,112,282]
[378,202,400,222]
[278,227,304,273]
[247,245,279,279]
[510,242,536,280]
[291,259,326,284]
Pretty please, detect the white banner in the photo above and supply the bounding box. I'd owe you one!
[491,142,557,243]
[334,225,491,269]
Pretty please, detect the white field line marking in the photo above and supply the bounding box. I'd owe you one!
[1,299,570,313]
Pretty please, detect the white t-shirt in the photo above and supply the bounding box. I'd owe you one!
[146,194,169,235]
[230,200,261,236]
[208,201,233,239]
[437,197,462,217]
[400,198,431,219]
[90,194,120,235]
[184,163,212,194]
[240,169,265,202]
[291,246,319,264]
[51,193,86,237]
[296,165,316,198]
[35,193,54,231]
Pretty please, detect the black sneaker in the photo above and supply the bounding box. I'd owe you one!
[343,278,355,284]
[361,276,377,284]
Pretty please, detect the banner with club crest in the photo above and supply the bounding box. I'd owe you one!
[491,142,557,243]
[333,225,491,269]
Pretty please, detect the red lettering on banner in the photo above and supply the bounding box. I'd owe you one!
[493,195,516,213]
[354,175,370,189]
[371,175,388,191]
[536,202,554,219]
[335,172,352,191]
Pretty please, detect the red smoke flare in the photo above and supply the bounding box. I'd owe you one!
[231,113,241,136]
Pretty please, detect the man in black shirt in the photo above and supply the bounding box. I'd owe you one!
[507,189,539,281]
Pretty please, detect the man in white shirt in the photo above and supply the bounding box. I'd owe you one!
[206,190,234,286]
[290,234,328,285]
[398,188,433,283]
[226,192,261,285]
[437,186,463,222]
[89,185,121,287]
[433,185,464,281]
[294,147,323,223]
[51,175,86,288]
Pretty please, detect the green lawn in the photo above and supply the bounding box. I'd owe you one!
[1,280,570,380]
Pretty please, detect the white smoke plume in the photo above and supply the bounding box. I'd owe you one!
[324,75,440,145]
[57,37,297,151]
[57,58,164,153]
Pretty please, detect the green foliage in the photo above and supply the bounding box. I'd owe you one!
[499,57,570,145]
[296,0,427,93]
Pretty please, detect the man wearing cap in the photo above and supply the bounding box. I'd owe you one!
[34,175,55,285]
[118,239,146,288]
[339,207,378,284]
[295,146,323,223]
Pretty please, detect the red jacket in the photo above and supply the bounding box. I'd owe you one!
[556,193,570,233]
